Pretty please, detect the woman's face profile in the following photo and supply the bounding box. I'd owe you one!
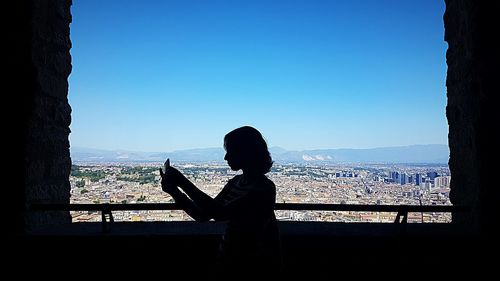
[224,142,242,171]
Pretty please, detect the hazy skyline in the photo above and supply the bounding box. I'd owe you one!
[69,0,448,152]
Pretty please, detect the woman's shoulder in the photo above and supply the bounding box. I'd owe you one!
[261,175,275,187]
[228,174,274,190]
[254,175,275,193]
[228,174,243,184]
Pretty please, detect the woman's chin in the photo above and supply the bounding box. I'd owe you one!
[228,164,240,171]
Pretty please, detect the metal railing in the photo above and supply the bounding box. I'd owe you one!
[30,203,468,234]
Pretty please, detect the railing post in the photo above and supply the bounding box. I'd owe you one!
[394,210,408,224]
[394,208,408,236]
[100,204,114,233]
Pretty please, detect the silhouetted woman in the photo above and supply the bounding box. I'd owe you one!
[160,126,282,274]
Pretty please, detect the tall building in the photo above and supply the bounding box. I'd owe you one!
[391,171,399,183]
[434,176,451,188]
[427,171,439,182]
[400,173,407,185]
[415,173,422,186]
[423,180,432,190]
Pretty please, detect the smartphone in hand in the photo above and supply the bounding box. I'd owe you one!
[164,158,170,173]
[161,158,177,190]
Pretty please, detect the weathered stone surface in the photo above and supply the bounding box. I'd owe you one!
[24,0,73,230]
[445,0,499,236]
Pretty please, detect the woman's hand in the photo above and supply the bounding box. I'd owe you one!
[159,166,187,193]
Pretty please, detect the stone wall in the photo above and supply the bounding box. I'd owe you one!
[445,0,499,236]
[24,0,73,230]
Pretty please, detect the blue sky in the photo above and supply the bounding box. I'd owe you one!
[69,0,447,152]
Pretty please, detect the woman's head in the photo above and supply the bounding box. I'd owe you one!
[224,126,273,174]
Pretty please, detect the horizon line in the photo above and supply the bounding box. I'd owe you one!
[70,143,449,153]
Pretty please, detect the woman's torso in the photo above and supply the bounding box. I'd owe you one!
[215,174,282,265]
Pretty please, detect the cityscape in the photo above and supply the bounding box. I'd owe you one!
[69,161,451,223]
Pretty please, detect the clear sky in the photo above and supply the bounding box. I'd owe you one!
[69,0,448,152]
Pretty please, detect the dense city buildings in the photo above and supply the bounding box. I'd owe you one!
[70,162,451,223]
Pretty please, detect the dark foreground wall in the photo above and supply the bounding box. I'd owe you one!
[18,0,73,231]
[11,222,485,279]
[445,0,499,237]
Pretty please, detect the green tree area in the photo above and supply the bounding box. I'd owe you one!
[117,174,156,184]
[118,166,158,184]
[122,166,157,175]
[71,165,106,182]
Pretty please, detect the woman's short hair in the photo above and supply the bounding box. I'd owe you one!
[224,126,273,174]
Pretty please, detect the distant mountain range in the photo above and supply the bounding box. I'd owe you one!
[71,144,449,164]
